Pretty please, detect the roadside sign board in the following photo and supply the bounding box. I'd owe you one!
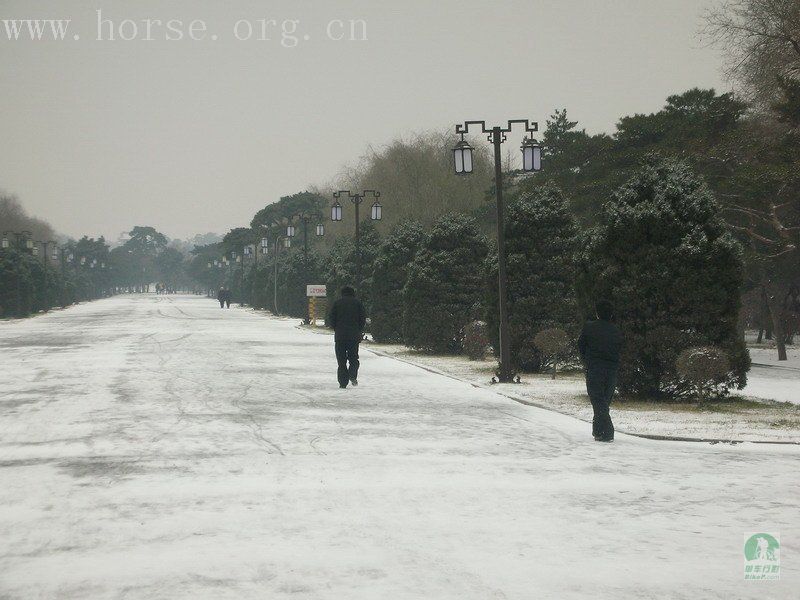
[306,284,327,298]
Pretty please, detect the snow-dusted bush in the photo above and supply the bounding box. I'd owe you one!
[403,214,488,354]
[533,328,571,379]
[463,321,489,360]
[675,346,731,402]
[485,183,580,372]
[576,156,749,399]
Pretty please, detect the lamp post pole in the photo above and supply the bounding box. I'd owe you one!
[35,240,57,310]
[453,119,542,383]
[2,230,33,316]
[331,190,381,291]
[286,212,325,324]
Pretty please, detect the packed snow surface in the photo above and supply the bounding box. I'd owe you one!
[0,295,798,599]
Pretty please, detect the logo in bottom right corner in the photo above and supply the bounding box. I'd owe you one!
[744,533,780,581]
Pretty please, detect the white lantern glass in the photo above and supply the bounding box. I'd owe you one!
[286,225,295,238]
[316,223,324,236]
[371,202,382,221]
[521,138,542,172]
[1,237,8,249]
[26,239,33,249]
[261,237,268,248]
[331,203,343,222]
[453,140,474,175]
[284,238,291,248]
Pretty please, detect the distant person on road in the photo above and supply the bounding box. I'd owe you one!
[224,288,232,309]
[217,287,226,309]
[326,286,366,388]
[578,299,623,442]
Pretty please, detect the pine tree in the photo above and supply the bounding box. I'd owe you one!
[324,220,381,311]
[370,221,425,342]
[403,214,488,353]
[486,183,580,371]
[576,156,749,398]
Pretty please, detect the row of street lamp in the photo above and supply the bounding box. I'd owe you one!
[1,230,111,314]
[207,120,541,383]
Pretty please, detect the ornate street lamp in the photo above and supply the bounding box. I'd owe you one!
[453,119,540,383]
[332,189,381,289]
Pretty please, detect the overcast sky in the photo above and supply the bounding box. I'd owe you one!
[0,0,728,241]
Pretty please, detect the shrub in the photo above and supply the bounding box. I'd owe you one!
[533,328,571,379]
[676,346,732,402]
[371,221,425,343]
[575,156,749,398]
[485,184,579,372]
[403,214,488,354]
[463,321,490,360]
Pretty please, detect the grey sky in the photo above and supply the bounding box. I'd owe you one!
[0,0,728,242]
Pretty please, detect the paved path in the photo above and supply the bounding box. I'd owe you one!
[0,295,797,599]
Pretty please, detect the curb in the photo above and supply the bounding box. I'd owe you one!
[364,347,800,447]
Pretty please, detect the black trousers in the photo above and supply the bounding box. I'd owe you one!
[219,299,225,308]
[335,340,360,387]
[586,366,617,440]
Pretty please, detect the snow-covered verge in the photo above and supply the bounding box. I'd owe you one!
[362,341,800,444]
[735,342,800,405]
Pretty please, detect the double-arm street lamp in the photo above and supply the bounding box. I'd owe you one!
[32,239,58,310]
[453,119,542,383]
[259,220,293,314]
[331,190,382,288]
[286,212,325,323]
[2,230,33,315]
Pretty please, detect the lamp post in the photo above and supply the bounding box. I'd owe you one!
[453,119,542,383]
[286,212,325,323]
[33,240,57,310]
[331,190,381,290]
[59,248,73,306]
[2,230,33,316]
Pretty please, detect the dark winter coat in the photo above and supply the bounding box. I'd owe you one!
[578,319,623,369]
[327,295,366,342]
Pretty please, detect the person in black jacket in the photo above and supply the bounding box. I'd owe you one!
[217,287,226,309]
[578,299,623,442]
[327,286,366,388]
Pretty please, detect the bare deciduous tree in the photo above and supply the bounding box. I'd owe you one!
[704,0,800,106]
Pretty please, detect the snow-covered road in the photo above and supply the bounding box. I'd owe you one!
[1,295,797,599]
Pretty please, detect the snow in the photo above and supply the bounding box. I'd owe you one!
[366,344,800,443]
[1,294,799,599]
[737,345,800,405]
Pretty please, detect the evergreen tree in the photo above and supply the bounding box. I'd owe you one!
[576,156,749,398]
[403,214,488,353]
[324,221,381,312]
[486,184,580,371]
[370,221,425,343]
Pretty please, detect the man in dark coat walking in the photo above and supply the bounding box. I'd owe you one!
[578,299,623,442]
[217,287,226,309]
[327,286,366,388]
